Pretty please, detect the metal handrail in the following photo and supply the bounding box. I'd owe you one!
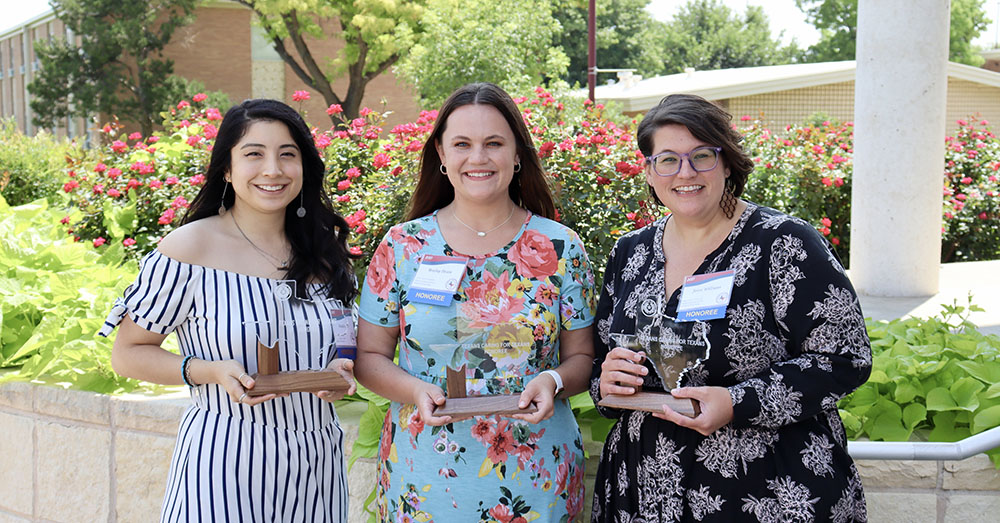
[848,425,1000,460]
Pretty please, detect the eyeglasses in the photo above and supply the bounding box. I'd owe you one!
[646,146,722,177]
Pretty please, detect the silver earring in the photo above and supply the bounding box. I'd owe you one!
[513,162,521,173]
[439,164,447,175]
[296,191,306,218]
[218,182,228,215]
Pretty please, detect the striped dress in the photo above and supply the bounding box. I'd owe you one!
[100,250,350,522]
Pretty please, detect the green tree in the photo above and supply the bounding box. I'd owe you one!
[660,0,801,73]
[233,0,424,123]
[553,0,670,86]
[395,0,569,108]
[28,0,198,136]
[797,0,990,65]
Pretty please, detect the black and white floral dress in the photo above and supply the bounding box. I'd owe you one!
[589,203,872,522]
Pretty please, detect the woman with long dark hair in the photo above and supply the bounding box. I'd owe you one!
[355,83,596,522]
[101,99,358,521]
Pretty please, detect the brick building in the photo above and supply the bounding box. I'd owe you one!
[0,1,420,141]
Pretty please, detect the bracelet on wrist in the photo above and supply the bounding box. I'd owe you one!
[540,369,564,397]
[181,355,198,387]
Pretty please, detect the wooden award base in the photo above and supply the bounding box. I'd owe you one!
[433,365,539,417]
[246,341,350,397]
[598,391,701,418]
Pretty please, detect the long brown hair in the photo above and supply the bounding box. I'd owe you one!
[406,83,555,220]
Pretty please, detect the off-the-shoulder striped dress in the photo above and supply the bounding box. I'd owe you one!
[100,250,350,522]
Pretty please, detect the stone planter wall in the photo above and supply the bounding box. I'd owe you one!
[1,382,998,522]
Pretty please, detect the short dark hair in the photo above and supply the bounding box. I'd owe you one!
[406,82,555,220]
[183,99,357,302]
[637,94,754,206]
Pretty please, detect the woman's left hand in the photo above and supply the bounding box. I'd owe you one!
[652,386,733,436]
[511,372,558,424]
[314,358,357,402]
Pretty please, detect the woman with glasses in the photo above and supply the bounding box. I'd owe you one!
[589,94,871,522]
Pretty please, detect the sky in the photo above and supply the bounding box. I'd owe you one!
[3,0,999,48]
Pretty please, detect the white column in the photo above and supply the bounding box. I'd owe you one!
[850,0,949,297]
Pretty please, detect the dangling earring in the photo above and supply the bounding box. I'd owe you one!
[439,164,447,175]
[218,182,228,216]
[719,177,736,219]
[513,161,521,173]
[296,191,306,218]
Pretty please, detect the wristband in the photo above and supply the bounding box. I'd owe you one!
[540,369,564,397]
[181,355,197,387]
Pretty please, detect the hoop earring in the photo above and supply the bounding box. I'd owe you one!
[513,162,521,173]
[720,177,736,219]
[439,164,447,175]
[218,182,228,216]
[296,191,306,218]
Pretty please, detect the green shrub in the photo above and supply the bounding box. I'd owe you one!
[942,118,1000,262]
[0,195,168,393]
[837,297,1000,467]
[0,119,80,206]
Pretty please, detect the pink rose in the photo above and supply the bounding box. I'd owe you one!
[508,229,559,280]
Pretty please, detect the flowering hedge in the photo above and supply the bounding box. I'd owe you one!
[58,92,999,277]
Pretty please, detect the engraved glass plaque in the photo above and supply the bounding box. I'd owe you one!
[245,280,349,396]
[598,296,709,417]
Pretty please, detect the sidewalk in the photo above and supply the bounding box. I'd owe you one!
[854,260,1000,336]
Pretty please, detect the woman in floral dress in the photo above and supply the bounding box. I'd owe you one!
[356,83,596,522]
[590,94,872,522]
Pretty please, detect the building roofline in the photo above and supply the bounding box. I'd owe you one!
[0,10,56,39]
[590,60,1000,112]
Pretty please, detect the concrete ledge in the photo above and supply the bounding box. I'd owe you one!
[0,382,998,522]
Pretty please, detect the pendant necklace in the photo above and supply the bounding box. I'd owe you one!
[231,212,289,270]
[452,206,517,237]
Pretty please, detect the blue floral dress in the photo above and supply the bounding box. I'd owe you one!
[359,211,597,523]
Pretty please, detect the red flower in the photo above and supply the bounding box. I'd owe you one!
[186,135,202,146]
[93,237,106,247]
[177,100,190,109]
[831,237,840,246]
[470,417,494,444]
[461,271,525,328]
[205,108,222,120]
[128,132,142,141]
[345,167,361,179]
[337,180,351,191]
[148,180,163,189]
[366,240,396,300]
[349,246,362,256]
[979,212,989,219]
[111,140,128,153]
[93,163,107,173]
[538,141,555,158]
[360,106,373,117]
[489,503,514,523]
[62,180,79,192]
[337,195,351,202]
[158,208,175,225]
[291,90,310,102]
[833,177,844,187]
[596,176,611,185]
[508,229,559,280]
[108,167,122,179]
[821,177,833,186]
[203,124,218,139]
[60,215,70,224]
[107,188,121,198]
[123,238,136,246]
[961,177,973,184]
[326,104,343,115]
[372,153,391,169]
[189,174,205,185]
[821,217,832,227]
[485,419,515,464]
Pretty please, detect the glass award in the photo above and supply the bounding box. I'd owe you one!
[431,301,539,417]
[246,280,349,396]
[597,296,709,417]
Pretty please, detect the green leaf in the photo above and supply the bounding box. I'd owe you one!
[928,412,970,442]
[902,403,927,430]
[926,387,960,411]
[956,361,1000,385]
[349,400,388,468]
[972,405,1000,434]
[950,377,984,411]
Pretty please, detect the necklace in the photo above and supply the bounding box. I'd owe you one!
[231,212,289,269]
[452,206,517,237]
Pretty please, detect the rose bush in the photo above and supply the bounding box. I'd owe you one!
[942,118,1000,262]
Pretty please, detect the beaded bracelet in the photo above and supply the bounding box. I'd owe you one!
[181,354,197,387]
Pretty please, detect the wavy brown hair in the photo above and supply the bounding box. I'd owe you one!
[406,83,555,220]
[637,94,755,206]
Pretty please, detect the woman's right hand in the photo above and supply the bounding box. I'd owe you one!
[411,381,453,427]
[599,347,649,398]
[195,358,280,406]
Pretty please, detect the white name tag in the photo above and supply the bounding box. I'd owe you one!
[676,270,735,321]
[330,308,356,360]
[409,254,469,306]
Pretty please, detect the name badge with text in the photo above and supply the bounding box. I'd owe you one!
[409,255,469,306]
[676,270,735,321]
[330,308,357,360]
